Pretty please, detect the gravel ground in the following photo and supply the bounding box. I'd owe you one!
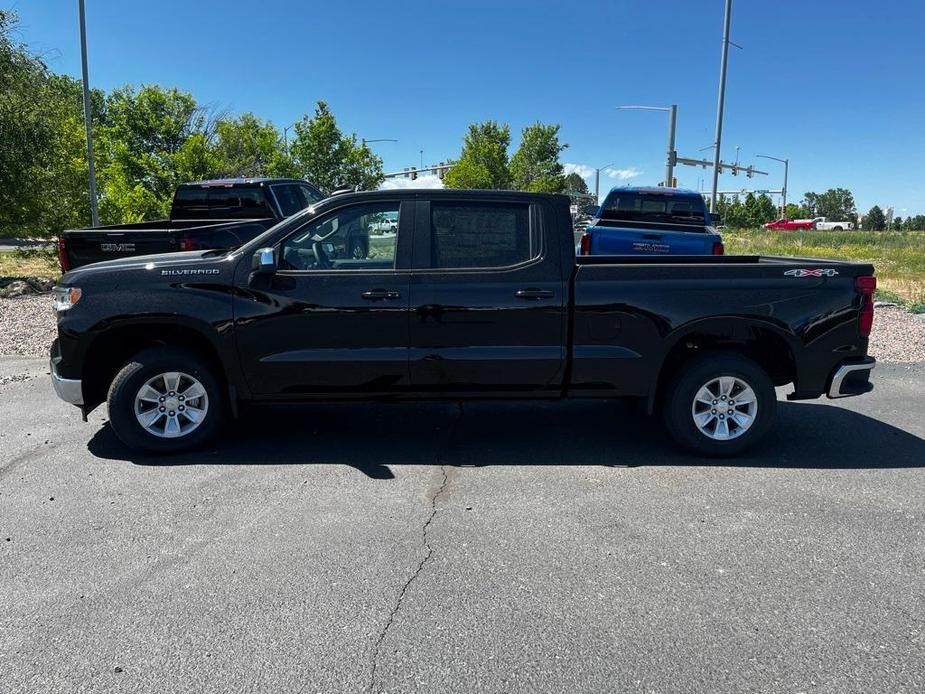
[0,295,58,357]
[1,294,923,362]
[869,306,925,362]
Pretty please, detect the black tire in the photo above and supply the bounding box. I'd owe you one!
[832,226,843,231]
[107,347,226,453]
[662,352,776,457]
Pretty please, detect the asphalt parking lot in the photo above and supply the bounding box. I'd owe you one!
[2,357,923,693]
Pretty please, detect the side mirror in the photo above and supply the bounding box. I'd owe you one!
[252,247,277,274]
[586,205,601,218]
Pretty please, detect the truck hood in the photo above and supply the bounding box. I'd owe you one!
[59,249,237,286]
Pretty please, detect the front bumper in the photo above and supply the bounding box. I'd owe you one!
[827,356,876,399]
[50,357,83,405]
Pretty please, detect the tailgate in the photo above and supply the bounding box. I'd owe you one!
[588,225,716,255]
[63,229,179,268]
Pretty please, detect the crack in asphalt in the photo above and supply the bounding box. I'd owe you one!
[367,403,462,693]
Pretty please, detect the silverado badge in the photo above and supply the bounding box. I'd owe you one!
[160,268,221,276]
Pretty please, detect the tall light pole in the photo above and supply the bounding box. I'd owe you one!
[615,105,677,187]
[592,162,621,201]
[78,0,99,227]
[709,0,733,212]
[756,154,789,216]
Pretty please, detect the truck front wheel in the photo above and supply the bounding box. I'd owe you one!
[107,347,225,453]
[662,352,776,456]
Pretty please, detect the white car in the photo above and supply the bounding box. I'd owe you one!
[812,217,854,231]
[368,212,399,235]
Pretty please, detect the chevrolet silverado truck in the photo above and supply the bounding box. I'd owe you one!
[578,187,724,256]
[50,189,877,456]
[58,178,326,271]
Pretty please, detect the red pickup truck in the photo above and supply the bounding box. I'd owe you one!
[763,218,815,231]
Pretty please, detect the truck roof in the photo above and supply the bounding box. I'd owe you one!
[606,185,704,197]
[179,178,311,188]
[325,189,571,203]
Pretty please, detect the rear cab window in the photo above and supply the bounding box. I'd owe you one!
[172,185,273,220]
[600,191,708,230]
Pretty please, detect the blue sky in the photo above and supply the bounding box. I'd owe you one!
[10,0,924,215]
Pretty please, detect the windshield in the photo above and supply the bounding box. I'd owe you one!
[172,185,273,220]
[600,191,708,226]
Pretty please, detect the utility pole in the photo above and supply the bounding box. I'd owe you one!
[756,154,788,216]
[78,0,99,227]
[616,105,677,187]
[709,0,733,212]
[665,104,677,187]
[592,162,621,201]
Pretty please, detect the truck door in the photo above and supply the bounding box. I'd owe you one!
[233,199,412,397]
[408,197,567,395]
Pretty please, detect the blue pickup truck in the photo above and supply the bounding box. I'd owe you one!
[578,186,724,256]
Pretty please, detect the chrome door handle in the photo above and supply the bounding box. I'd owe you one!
[515,288,554,300]
[361,289,401,300]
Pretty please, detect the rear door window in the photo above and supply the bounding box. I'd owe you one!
[272,185,306,217]
[429,202,535,269]
[299,184,325,205]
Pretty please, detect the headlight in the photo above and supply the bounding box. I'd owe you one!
[53,286,82,312]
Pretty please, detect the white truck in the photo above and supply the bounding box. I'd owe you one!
[812,217,854,231]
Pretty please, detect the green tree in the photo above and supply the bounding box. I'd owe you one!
[509,122,567,192]
[908,214,925,230]
[865,205,886,231]
[803,188,857,222]
[784,202,810,219]
[752,194,778,225]
[718,195,749,228]
[444,121,511,190]
[0,11,102,237]
[892,215,903,230]
[288,101,383,192]
[97,84,212,221]
[213,113,295,178]
[563,172,589,195]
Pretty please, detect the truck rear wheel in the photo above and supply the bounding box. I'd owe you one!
[662,352,776,456]
[107,347,225,453]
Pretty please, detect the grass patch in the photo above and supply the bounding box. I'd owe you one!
[0,248,61,286]
[725,228,925,307]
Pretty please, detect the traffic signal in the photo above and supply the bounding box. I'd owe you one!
[746,166,754,178]
[410,167,417,181]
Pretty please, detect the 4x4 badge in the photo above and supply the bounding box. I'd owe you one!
[784,268,839,278]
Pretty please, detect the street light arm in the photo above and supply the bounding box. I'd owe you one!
[615,105,672,112]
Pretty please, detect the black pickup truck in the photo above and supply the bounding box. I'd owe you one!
[50,189,877,456]
[58,178,325,271]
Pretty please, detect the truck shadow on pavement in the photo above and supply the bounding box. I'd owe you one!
[87,399,925,478]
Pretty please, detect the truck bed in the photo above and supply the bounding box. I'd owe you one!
[61,218,276,269]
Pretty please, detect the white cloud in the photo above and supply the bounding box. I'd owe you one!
[606,167,642,180]
[564,162,643,183]
[378,174,444,190]
[563,163,596,179]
